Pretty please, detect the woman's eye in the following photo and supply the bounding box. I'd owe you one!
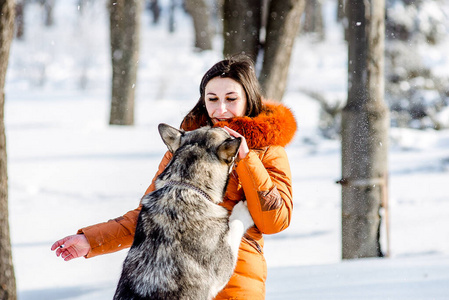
[208,97,219,102]
[227,98,237,101]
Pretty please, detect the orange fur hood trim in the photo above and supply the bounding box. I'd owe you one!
[213,101,297,149]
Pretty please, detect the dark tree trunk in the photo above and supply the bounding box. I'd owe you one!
[148,0,161,24]
[39,0,55,27]
[109,0,142,126]
[222,0,262,60]
[259,0,305,101]
[337,0,345,22]
[340,0,389,259]
[0,0,17,298]
[15,0,24,39]
[185,0,213,51]
[303,0,324,40]
[168,0,175,33]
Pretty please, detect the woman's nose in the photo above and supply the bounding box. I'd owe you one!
[217,102,227,114]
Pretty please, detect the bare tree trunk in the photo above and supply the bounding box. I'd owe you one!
[168,0,175,33]
[0,0,17,298]
[259,0,305,101]
[148,0,161,24]
[39,0,55,27]
[109,0,142,126]
[221,0,305,101]
[222,0,261,60]
[185,0,213,51]
[15,0,24,39]
[340,0,389,259]
[303,0,324,40]
[337,0,345,22]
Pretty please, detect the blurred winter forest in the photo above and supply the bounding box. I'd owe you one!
[9,0,449,134]
[1,0,449,298]
[304,0,449,138]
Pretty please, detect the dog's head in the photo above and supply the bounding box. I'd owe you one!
[158,123,241,164]
[157,123,241,202]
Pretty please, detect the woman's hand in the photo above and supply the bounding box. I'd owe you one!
[223,126,249,160]
[51,234,91,261]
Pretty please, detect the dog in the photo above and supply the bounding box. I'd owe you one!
[113,123,254,300]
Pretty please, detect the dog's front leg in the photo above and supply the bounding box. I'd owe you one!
[208,201,254,299]
[227,201,254,258]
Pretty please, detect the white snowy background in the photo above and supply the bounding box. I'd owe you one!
[5,0,449,299]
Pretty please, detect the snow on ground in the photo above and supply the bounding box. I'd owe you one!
[5,0,449,299]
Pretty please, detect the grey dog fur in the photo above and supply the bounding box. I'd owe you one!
[113,124,254,300]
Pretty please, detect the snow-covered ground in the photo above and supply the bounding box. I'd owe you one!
[5,1,449,299]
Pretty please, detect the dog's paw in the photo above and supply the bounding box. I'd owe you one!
[229,201,254,230]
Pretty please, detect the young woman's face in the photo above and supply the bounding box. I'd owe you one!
[204,77,247,124]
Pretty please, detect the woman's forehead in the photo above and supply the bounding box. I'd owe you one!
[205,77,243,92]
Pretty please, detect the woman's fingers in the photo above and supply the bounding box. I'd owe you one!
[56,245,82,260]
[51,234,90,261]
[52,236,75,257]
[61,247,79,261]
[51,236,70,251]
[52,237,70,257]
[63,253,74,261]
[224,126,249,159]
[223,126,241,138]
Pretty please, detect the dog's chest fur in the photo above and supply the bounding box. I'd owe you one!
[124,187,233,299]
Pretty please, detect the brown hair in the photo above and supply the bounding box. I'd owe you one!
[181,55,263,131]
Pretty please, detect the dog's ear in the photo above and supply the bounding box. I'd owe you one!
[217,137,241,164]
[158,123,184,153]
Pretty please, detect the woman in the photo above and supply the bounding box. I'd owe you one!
[52,56,297,299]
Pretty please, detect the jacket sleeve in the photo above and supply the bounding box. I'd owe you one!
[78,151,173,258]
[235,145,293,234]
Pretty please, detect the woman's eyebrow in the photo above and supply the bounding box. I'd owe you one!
[206,91,238,96]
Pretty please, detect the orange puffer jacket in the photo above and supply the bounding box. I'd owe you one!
[78,101,297,299]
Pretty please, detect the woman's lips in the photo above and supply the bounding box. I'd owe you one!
[213,118,230,123]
